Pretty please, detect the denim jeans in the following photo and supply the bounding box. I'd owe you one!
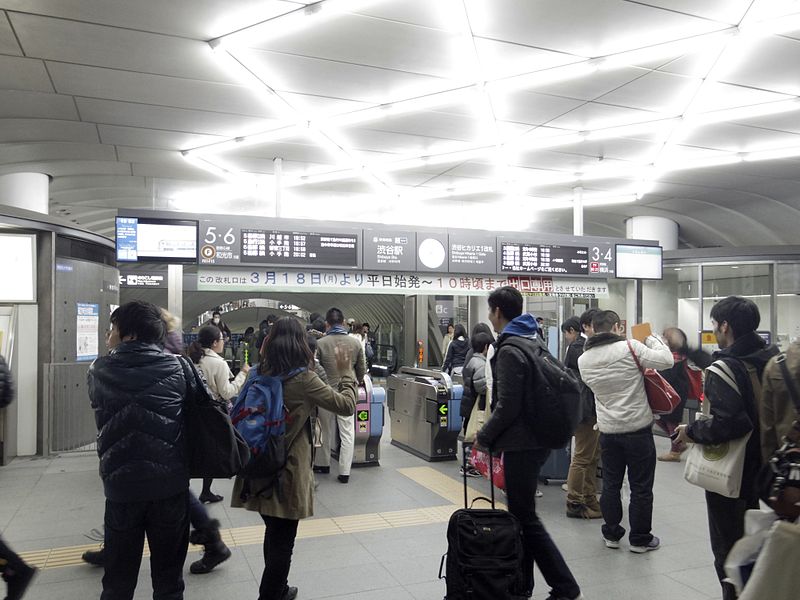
[504,449,581,599]
[101,490,189,600]
[259,515,299,600]
[599,427,657,546]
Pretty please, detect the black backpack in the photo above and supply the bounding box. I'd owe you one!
[503,337,581,449]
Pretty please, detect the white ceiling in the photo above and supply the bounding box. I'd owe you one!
[2,0,800,248]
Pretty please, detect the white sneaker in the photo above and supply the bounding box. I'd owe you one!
[603,536,620,549]
[561,483,569,492]
[535,489,543,497]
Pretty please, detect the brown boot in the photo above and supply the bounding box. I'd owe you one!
[658,451,682,462]
[566,502,602,519]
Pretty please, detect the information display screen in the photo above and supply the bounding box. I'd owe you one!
[615,244,663,279]
[116,217,198,263]
[240,229,359,268]
[0,234,36,302]
[500,242,589,275]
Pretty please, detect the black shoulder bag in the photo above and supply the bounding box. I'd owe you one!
[757,354,800,520]
[178,356,250,479]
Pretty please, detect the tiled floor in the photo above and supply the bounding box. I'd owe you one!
[0,433,723,600]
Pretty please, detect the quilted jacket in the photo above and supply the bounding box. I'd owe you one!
[88,341,189,502]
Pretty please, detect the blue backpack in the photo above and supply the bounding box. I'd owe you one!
[231,367,305,499]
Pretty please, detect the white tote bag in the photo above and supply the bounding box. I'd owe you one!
[684,361,752,498]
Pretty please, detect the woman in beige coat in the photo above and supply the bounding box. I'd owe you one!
[188,324,250,503]
[231,317,356,600]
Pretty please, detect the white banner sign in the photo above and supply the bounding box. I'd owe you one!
[197,268,609,298]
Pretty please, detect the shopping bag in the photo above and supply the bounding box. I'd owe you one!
[738,520,800,600]
[470,446,506,490]
[463,393,489,444]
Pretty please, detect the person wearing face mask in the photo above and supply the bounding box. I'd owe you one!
[204,311,232,341]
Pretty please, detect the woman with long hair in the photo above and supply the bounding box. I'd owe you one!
[443,323,470,375]
[188,325,250,503]
[231,318,356,600]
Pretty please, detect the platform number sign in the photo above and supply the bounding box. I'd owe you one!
[199,220,241,265]
[589,245,613,275]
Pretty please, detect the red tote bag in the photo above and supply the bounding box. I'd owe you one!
[626,340,681,415]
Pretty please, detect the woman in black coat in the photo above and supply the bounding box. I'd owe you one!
[442,323,470,375]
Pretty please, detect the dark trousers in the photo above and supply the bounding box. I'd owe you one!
[705,491,758,600]
[188,491,211,529]
[259,515,299,600]
[101,491,190,600]
[0,535,24,573]
[599,427,656,546]
[504,449,580,599]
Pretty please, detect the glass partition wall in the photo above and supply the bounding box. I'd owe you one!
[644,259,792,353]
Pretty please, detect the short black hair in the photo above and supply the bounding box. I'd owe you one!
[592,310,621,333]
[471,322,495,343]
[326,307,344,326]
[244,326,254,336]
[579,308,599,330]
[111,301,166,345]
[362,322,370,329]
[710,296,760,339]
[309,312,322,323]
[266,314,277,324]
[471,332,493,353]
[488,286,523,321]
[560,316,581,333]
[212,311,221,317]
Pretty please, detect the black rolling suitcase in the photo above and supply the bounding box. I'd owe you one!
[439,449,523,599]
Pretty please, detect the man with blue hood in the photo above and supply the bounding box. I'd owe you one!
[477,286,584,600]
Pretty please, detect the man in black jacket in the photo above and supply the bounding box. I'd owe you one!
[562,311,602,519]
[477,287,583,600]
[89,301,190,600]
[675,296,779,600]
[0,354,37,600]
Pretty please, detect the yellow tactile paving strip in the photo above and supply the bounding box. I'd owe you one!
[16,467,501,571]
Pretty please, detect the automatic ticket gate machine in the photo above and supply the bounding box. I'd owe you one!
[387,367,463,461]
[329,374,385,467]
[353,375,385,465]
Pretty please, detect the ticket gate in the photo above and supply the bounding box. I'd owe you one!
[330,375,385,467]
[387,367,463,461]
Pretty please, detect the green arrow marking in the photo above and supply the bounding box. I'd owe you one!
[357,410,369,421]
[438,404,448,415]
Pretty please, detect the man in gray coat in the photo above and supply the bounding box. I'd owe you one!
[313,307,366,483]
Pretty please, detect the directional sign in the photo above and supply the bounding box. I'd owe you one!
[357,410,370,422]
[438,404,448,416]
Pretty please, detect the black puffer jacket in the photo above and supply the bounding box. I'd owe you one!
[443,338,470,374]
[0,354,13,408]
[477,328,541,452]
[88,341,189,502]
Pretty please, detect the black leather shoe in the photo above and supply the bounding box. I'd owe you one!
[198,492,223,504]
[337,475,349,484]
[81,548,105,567]
[313,466,330,474]
[5,563,37,600]
[281,585,298,600]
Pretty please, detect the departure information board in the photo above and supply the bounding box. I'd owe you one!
[240,229,358,268]
[500,242,589,275]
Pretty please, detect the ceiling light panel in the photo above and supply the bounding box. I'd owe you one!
[467,0,726,57]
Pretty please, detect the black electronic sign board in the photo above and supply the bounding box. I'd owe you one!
[240,229,359,268]
[500,242,589,275]
[449,234,496,274]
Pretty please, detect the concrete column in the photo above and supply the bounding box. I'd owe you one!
[573,186,584,236]
[167,264,183,323]
[0,173,49,214]
[624,215,678,250]
[625,215,678,332]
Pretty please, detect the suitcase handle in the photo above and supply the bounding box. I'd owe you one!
[463,445,496,509]
[468,496,494,509]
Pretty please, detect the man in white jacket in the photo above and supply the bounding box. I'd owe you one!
[578,310,673,554]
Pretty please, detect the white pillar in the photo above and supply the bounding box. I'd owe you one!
[625,215,679,333]
[0,173,49,214]
[573,186,584,236]
[274,157,283,218]
[624,215,678,250]
[167,264,183,325]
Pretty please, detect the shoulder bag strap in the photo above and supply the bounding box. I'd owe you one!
[776,353,800,414]
[627,339,645,375]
